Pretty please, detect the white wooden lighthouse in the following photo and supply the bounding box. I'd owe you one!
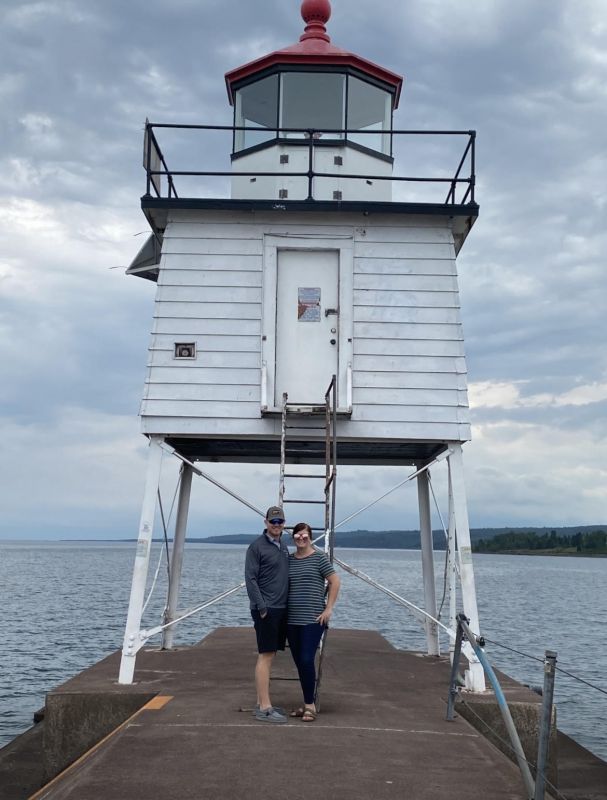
[121,0,485,690]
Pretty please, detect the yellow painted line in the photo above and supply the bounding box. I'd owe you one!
[144,694,173,710]
[27,695,173,800]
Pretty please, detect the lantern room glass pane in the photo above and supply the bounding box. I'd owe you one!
[234,74,278,150]
[347,77,392,154]
[280,73,345,137]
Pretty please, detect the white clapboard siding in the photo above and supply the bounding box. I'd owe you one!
[162,238,263,256]
[141,416,470,442]
[355,355,467,373]
[160,253,262,271]
[355,258,456,276]
[354,307,461,325]
[355,241,455,260]
[354,338,464,357]
[353,404,468,423]
[140,212,472,443]
[140,400,261,418]
[148,350,260,369]
[151,335,260,352]
[164,221,355,239]
[158,270,262,288]
[155,302,261,319]
[353,371,468,390]
[156,286,262,304]
[147,367,259,385]
[353,290,459,308]
[353,321,463,340]
[353,387,468,406]
[355,274,458,292]
[144,383,261,402]
[152,318,261,336]
[340,421,471,441]
[354,226,452,243]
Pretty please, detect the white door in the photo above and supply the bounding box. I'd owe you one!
[274,250,339,405]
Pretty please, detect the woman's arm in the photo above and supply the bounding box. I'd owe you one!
[316,572,340,625]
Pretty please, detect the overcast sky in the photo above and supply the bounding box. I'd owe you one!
[1,0,605,540]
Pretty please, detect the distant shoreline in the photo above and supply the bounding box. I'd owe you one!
[2,524,605,557]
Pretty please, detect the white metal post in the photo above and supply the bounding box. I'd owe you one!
[417,468,439,655]
[447,468,457,658]
[162,464,193,650]
[119,437,164,684]
[447,443,485,692]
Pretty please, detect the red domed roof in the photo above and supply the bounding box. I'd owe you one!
[225,0,403,108]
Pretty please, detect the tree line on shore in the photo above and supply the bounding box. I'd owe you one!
[473,529,607,554]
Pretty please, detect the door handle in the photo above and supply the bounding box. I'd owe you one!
[330,339,336,345]
[324,308,338,317]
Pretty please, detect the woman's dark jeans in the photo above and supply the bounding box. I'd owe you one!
[287,622,325,704]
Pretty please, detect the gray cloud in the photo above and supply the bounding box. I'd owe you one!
[1,0,605,538]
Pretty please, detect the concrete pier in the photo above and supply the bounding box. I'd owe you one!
[3,628,606,799]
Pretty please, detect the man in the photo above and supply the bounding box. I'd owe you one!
[245,505,290,723]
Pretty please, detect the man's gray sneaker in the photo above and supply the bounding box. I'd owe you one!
[252,704,286,717]
[254,706,287,723]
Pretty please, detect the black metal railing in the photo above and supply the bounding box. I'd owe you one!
[142,121,476,205]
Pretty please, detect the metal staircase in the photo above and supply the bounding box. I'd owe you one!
[278,376,338,710]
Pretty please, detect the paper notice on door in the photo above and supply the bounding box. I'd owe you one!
[298,287,321,321]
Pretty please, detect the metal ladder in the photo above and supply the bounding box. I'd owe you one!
[278,376,338,710]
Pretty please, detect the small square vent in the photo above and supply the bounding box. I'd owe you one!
[278,188,288,199]
[280,154,289,164]
[174,342,196,359]
[333,190,343,200]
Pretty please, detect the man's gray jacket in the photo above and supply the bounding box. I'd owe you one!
[245,533,289,614]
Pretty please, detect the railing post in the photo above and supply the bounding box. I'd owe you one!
[534,650,557,800]
[446,617,464,721]
[144,120,152,198]
[307,129,314,200]
[470,130,476,203]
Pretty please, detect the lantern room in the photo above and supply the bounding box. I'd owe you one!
[225,0,402,201]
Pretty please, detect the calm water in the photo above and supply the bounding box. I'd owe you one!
[1,542,606,760]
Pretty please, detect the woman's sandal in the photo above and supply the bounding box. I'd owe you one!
[290,707,305,717]
[302,708,317,722]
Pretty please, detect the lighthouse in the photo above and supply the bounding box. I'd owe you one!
[121,0,484,691]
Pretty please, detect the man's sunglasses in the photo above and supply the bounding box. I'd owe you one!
[269,518,285,525]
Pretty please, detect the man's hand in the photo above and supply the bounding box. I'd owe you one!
[260,609,268,619]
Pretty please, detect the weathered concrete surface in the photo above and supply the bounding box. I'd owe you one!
[43,689,155,780]
[31,628,536,800]
[0,721,45,800]
[454,668,558,788]
[558,730,607,800]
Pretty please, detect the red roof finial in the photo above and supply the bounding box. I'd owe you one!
[300,0,331,43]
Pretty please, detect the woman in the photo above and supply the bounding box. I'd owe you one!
[287,522,340,722]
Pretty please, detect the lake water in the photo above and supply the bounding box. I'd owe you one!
[1,541,606,761]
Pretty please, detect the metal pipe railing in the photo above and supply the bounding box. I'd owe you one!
[534,651,557,800]
[447,613,535,799]
[142,121,476,205]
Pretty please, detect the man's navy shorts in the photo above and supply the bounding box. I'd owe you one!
[251,607,287,653]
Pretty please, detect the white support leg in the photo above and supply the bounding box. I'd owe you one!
[447,443,485,692]
[447,469,457,659]
[417,468,439,656]
[162,464,193,650]
[119,437,164,684]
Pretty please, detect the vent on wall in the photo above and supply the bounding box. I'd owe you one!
[174,343,196,359]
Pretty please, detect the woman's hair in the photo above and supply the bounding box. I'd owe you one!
[292,522,312,536]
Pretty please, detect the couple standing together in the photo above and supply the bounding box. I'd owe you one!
[244,505,341,723]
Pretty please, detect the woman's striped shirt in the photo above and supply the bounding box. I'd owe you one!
[287,551,335,625]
